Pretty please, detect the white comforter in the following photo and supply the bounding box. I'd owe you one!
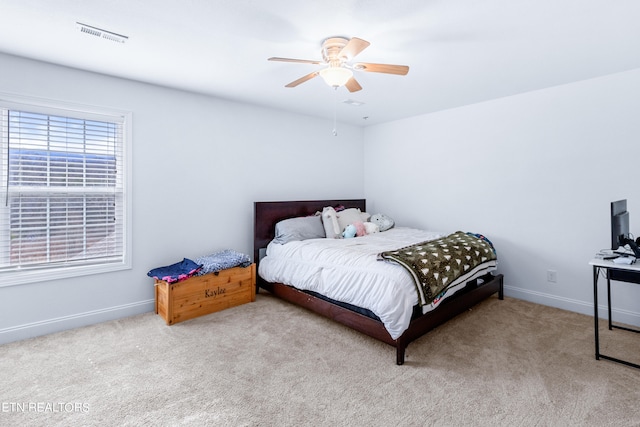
[258,227,447,340]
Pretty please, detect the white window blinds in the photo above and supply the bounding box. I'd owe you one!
[0,98,130,285]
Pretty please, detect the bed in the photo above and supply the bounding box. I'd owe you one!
[254,199,504,365]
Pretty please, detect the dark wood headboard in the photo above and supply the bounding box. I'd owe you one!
[253,199,366,266]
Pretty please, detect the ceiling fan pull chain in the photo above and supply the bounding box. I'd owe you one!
[332,87,338,136]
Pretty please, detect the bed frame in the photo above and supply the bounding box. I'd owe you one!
[253,199,504,365]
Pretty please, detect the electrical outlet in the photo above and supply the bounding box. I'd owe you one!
[547,270,557,283]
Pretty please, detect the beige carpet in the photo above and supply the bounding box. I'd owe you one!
[1,293,640,426]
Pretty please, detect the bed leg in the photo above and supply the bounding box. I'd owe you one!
[396,346,406,365]
[498,274,504,300]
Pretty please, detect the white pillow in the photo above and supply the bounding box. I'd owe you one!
[336,208,370,232]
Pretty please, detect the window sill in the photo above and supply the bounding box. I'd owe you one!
[0,260,132,287]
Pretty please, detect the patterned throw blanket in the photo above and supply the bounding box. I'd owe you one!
[379,231,497,307]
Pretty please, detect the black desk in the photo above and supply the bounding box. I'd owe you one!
[590,258,640,369]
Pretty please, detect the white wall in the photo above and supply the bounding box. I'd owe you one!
[3,50,638,344]
[0,53,365,343]
[364,68,640,326]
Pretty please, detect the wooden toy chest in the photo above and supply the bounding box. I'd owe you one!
[154,264,256,325]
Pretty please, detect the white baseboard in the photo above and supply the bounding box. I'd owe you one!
[504,285,640,328]
[4,287,639,346]
[0,299,155,345]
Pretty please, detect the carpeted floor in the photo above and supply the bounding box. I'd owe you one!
[1,293,640,426]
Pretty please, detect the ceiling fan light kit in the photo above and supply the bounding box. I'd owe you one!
[319,67,353,87]
[268,36,409,92]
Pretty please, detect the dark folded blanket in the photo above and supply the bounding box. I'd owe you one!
[379,231,497,306]
[147,258,202,284]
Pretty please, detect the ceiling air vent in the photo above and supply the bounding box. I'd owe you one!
[342,99,365,107]
[76,22,128,43]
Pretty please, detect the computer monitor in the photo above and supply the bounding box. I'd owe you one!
[611,199,629,250]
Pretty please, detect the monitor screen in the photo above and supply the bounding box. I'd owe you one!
[611,199,629,250]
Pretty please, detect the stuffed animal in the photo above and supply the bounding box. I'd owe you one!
[370,213,395,232]
[342,224,357,238]
[321,206,342,238]
[353,221,367,237]
[363,222,380,234]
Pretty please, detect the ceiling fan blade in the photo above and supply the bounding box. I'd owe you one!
[353,62,409,75]
[268,57,323,65]
[339,37,370,60]
[284,71,319,88]
[345,77,362,93]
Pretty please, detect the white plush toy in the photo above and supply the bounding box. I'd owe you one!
[370,213,394,232]
[321,206,341,239]
[363,222,380,234]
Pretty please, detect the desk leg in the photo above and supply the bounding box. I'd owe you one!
[607,269,613,330]
[592,263,640,369]
[593,265,600,360]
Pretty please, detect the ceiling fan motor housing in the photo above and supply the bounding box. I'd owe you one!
[322,37,350,65]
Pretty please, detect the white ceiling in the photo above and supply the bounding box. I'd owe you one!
[1,0,639,127]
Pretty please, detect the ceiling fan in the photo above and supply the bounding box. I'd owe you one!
[268,36,409,92]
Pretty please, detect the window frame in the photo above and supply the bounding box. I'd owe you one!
[0,93,132,287]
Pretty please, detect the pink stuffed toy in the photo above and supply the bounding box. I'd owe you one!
[354,221,367,237]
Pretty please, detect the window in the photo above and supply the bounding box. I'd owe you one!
[0,95,131,286]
